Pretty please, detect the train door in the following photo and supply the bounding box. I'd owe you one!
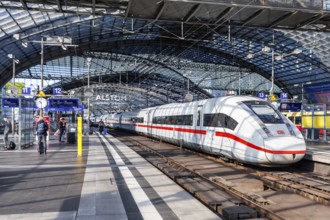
[147,110,152,135]
[193,105,204,148]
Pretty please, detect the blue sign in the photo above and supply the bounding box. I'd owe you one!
[48,98,78,108]
[279,103,302,112]
[258,92,265,98]
[46,104,84,112]
[2,98,19,108]
[53,88,62,95]
[22,87,31,95]
[280,92,288,99]
[21,98,34,109]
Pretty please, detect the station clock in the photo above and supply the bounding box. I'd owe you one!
[35,97,47,108]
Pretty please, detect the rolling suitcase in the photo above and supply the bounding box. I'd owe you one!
[39,141,46,154]
[67,132,76,144]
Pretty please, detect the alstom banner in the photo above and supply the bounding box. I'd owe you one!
[95,94,127,102]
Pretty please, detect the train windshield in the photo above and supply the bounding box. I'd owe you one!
[242,101,284,124]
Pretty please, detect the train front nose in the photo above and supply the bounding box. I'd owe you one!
[263,136,306,165]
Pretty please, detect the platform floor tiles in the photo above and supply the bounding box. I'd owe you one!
[77,134,220,220]
[0,134,220,220]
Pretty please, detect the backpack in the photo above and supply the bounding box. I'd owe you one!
[37,122,47,135]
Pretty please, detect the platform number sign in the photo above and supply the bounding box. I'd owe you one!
[53,88,62,95]
[22,87,31,95]
[258,92,265,99]
[280,92,288,99]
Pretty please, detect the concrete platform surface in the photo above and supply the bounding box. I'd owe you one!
[0,133,220,220]
[305,141,330,164]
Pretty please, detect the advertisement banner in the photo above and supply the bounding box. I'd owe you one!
[304,81,330,104]
[6,82,25,95]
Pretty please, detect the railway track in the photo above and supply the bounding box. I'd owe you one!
[107,130,330,220]
[260,172,330,205]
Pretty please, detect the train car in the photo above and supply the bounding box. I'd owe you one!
[103,113,120,129]
[104,96,306,166]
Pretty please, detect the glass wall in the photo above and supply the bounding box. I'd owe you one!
[302,104,330,142]
[19,98,35,149]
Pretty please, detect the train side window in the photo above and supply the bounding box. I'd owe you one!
[160,116,165,124]
[204,113,222,127]
[181,115,193,126]
[295,116,301,125]
[153,115,193,125]
[171,115,177,125]
[203,113,238,130]
[225,115,238,130]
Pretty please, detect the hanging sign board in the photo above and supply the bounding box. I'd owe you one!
[53,88,62,95]
[258,92,265,99]
[22,87,31,95]
[279,103,302,112]
[21,98,34,110]
[48,98,78,109]
[280,92,288,99]
[2,98,19,108]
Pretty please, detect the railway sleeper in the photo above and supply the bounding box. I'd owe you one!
[177,177,218,192]
[177,178,259,219]
[280,176,330,193]
[153,161,195,180]
[263,176,330,205]
[222,205,258,220]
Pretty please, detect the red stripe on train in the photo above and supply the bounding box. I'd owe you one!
[127,124,305,155]
[215,131,306,155]
[136,124,173,130]
[136,124,206,134]
[174,128,206,134]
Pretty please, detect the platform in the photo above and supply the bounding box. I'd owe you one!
[0,133,220,220]
[305,141,330,164]
[295,141,330,176]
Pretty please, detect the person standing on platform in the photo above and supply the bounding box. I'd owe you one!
[36,117,48,149]
[2,117,10,150]
[58,118,66,144]
[98,119,104,134]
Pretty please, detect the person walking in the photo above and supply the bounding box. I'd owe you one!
[36,117,48,154]
[98,119,104,134]
[58,117,66,144]
[2,117,10,150]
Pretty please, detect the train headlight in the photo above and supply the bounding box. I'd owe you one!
[285,123,296,136]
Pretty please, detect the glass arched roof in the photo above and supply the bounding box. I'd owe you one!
[0,1,329,112]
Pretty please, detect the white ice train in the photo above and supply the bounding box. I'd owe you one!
[103,96,306,166]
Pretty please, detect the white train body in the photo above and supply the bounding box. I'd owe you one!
[104,96,306,166]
